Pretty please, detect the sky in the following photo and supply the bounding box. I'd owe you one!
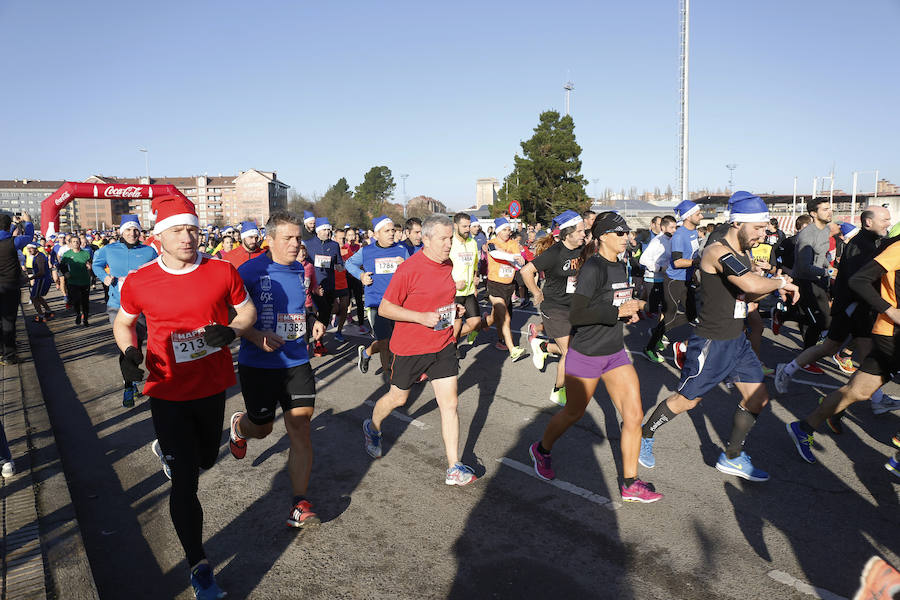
[1,0,898,211]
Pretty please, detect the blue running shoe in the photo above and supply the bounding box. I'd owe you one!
[638,437,655,469]
[190,563,226,599]
[122,385,135,408]
[334,332,346,343]
[886,457,900,480]
[363,419,382,458]
[787,421,816,463]
[715,451,769,482]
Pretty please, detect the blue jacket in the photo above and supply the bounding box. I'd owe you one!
[0,221,34,252]
[345,241,410,307]
[92,242,158,309]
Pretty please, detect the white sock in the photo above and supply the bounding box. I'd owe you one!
[871,388,884,404]
[784,360,800,377]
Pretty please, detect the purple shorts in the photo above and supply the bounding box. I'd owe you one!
[564,347,631,378]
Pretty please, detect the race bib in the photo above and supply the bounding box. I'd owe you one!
[374,257,402,275]
[171,328,221,364]
[566,275,577,294]
[457,252,474,264]
[314,254,332,269]
[498,265,515,279]
[275,313,306,341]
[734,294,748,319]
[611,282,634,307]
[434,303,456,331]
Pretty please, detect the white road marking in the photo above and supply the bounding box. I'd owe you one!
[496,457,620,510]
[767,570,847,600]
[362,399,429,429]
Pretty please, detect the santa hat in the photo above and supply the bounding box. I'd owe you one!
[372,215,393,232]
[839,222,859,240]
[554,210,582,230]
[469,215,480,226]
[303,210,316,225]
[315,217,332,232]
[119,214,141,233]
[674,200,700,222]
[493,217,511,233]
[240,221,259,239]
[728,195,769,223]
[151,194,199,235]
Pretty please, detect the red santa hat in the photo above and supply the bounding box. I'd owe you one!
[151,194,199,234]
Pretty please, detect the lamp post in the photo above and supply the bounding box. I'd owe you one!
[138,148,150,182]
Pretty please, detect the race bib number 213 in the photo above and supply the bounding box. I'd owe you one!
[171,328,221,364]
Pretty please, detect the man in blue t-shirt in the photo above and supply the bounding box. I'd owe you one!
[645,200,703,366]
[345,215,410,377]
[302,217,343,356]
[230,212,326,529]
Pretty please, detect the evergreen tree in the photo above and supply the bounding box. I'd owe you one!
[355,167,396,214]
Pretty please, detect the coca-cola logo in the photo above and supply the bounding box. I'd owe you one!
[104,186,143,199]
[54,191,71,207]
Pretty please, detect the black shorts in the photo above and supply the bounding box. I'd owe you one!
[390,344,458,391]
[335,287,350,298]
[367,308,394,341]
[455,294,480,321]
[540,305,572,340]
[238,362,317,425]
[858,334,900,384]
[827,301,875,342]
[487,280,515,311]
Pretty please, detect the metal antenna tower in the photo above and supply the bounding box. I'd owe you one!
[677,0,690,201]
[400,173,409,217]
[726,163,737,192]
[563,81,574,116]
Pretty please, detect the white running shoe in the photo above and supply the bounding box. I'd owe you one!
[774,363,791,395]
[530,337,547,370]
[151,439,172,480]
[1,460,15,478]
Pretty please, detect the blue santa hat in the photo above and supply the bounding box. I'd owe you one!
[493,217,512,233]
[468,215,480,225]
[554,209,582,230]
[728,194,770,223]
[314,217,332,232]
[372,215,393,232]
[119,214,141,233]
[344,223,352,230]
[240,221,259,239]
[303,210,315,224]
[674,200,700,221]
[839,222,859,240]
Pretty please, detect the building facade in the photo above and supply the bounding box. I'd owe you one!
[0,179,75,230]
[476,178,500,209]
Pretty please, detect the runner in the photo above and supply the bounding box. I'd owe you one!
[639,215,676,358]
[114,194,256,599]
[786,236,900,468]
[792,197,835,352]
[301,210,316,241]
[482,217,527,361]
[26,243,53,322]
[401,217,424,255]
[0,214,34,364]
[229,211,326,528]
[362,215,477,485]
[303,217,343,356]
[91,215,158,407]
[448,213,482,348]
[528,212,661,502]
[221,221,265,269]
[644,200,704,367]
[639,195,799,482]
[520,210,586,406]
[331,227,351,342]
[213,235,234,259]
[342,227,367,334]
[346,215,410,377]
[61,236,93,326]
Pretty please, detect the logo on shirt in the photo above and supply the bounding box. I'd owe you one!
[260,275,272,291]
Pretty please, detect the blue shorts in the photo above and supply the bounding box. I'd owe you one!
[676,333,763,401]
[30,277,51,299]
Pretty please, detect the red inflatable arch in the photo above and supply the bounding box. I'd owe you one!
[40,181,188,236]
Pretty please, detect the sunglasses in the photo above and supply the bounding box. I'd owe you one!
[600,231,627,237]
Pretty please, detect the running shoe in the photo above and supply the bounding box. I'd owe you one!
[892,432,900,448]
[774,363,791,394]
[519,299,533,310]
[761,365,774,377]
[621,479,663,503]
[855,555,900,600]
[122,385,135,409]
[133,382,144,398]
[445,462,477,486]
[872,395,900,415]
[357,345,370,374]
[786,421,816,464]
[638,437,655,468]
[357,324,370,335]
[286,499,320,528]
[530,337,547,370]
[45,312,55,321]
[83,318,90,327]
[313,341,328,357]
[527,322,539,345]
[549,387,567,407]
[150,439,172,479]
[673,341,687,370]
[825,415,844,435]
[660,335,671,348]
[528,442,555,480]
[33,315,44,323]
[643,349,665,364]
[334,332,346,343]
[75,314,81,325]
[833,353,856,374]
[1,460,15,478]
[229,412,247,459]
[801,363,824,374]
[509,346,527,362]
[715,451,770,482]
[190,563,226,600]
[466,330,478,345]
[495,341,508,351]
[363,419,382,458]
[885,457,900,480]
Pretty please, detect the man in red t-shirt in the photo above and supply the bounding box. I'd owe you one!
[361,215,477,486]
[113,194,256,599]
[221,220,265,269]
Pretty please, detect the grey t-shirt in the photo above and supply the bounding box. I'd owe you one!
[793,223,831,281]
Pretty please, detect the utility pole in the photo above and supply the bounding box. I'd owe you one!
[678,0,690,201]
[400,173,409,218]
[726,163,737,193]
[563,81,574,116]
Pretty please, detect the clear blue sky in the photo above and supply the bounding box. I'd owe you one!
[1,0,897,210]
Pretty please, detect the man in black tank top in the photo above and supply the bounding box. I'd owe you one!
[637,195,800,483]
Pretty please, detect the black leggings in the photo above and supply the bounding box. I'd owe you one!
[348,275,365,324]
[0,286,19,359]
[797,280,831,349]
[150,392,225,567]
[68,283,90,318]
[647,277,694,350]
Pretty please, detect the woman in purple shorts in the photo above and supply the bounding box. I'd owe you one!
[528,212,663,503]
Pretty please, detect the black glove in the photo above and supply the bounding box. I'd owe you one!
[121,346,144,383]
[203,324,236,347]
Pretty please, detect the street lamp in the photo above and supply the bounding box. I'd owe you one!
[138,148,150,182]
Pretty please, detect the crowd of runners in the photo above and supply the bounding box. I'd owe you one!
[1,190,899,599]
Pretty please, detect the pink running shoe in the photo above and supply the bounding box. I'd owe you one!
[529,442,555,480]
[621,479,663,503]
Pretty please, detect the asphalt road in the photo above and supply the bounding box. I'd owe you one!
[25,287,900,599]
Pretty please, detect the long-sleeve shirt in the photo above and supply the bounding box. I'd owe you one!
[91,242,158,309]
[793,223,832,282]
